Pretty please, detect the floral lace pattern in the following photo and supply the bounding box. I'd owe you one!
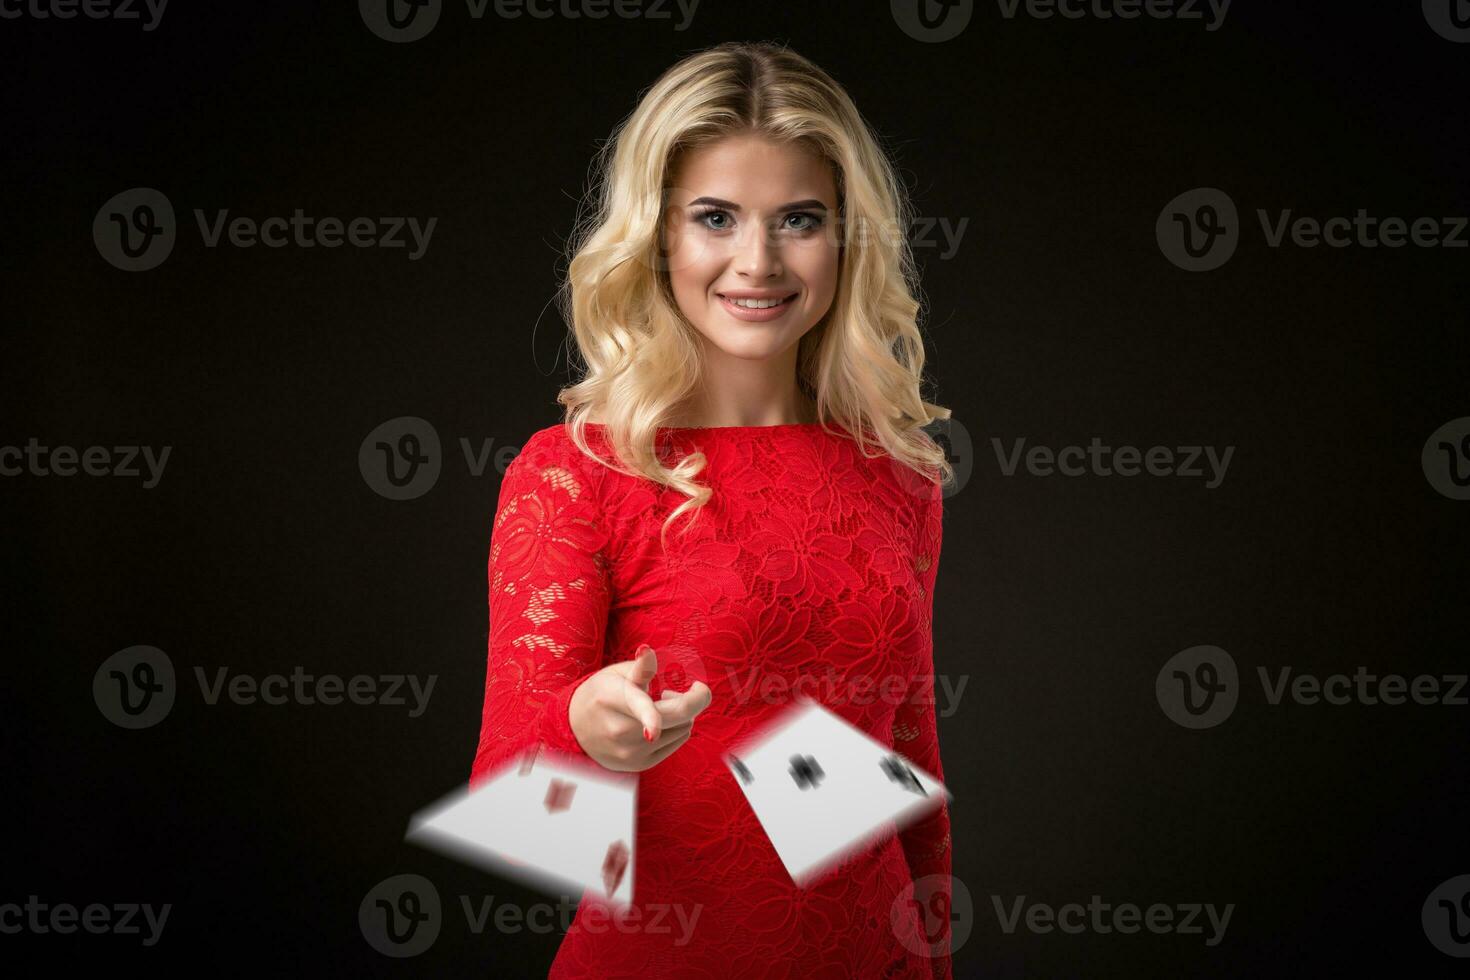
[471,422,950,979]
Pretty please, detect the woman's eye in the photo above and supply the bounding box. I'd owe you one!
[694,208,731,230]
[785,211,823,232]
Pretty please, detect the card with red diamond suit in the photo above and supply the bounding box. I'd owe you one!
[406,745,638,906]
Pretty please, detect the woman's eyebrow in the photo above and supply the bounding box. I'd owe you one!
[687,196,831,213]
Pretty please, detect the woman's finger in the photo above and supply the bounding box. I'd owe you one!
[647,720,691,751]
[621,677,663,741]
[642,728,691,768]
[654,681,713,726]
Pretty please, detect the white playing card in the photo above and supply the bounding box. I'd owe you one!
[724,697,950,886]
[406,746,638,906]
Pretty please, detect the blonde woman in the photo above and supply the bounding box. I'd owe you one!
[471,40,955,979]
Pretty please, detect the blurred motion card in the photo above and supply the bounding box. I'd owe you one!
[406,746,638,906]
[724,698,950,886]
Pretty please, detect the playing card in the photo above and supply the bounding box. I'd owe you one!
[724,698,950,886]
[406,745,638,905]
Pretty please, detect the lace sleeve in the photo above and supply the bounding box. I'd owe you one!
[893,477,952,979]
[469,428,613,787]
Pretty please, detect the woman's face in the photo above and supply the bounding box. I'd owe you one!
[662,133,841,363]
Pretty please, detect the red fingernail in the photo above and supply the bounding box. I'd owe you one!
[643,727,654,742]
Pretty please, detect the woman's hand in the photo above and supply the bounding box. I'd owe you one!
[569,644,713,772]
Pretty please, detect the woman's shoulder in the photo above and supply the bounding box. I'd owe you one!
[507,422,621,495]
[510,422,595,475]
[518,421,573,455]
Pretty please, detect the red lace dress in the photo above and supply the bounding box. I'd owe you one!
[470,420,951,979]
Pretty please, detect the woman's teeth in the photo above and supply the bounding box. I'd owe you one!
[727,296,788,309]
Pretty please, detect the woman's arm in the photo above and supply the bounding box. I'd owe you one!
[893,479,952,979]
[469,429,612,786]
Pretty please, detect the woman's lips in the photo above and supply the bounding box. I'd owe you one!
[717,292,799,323]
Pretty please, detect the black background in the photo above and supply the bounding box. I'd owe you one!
[3,0,1467,976]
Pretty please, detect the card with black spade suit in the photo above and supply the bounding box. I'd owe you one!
[723,697,950,886]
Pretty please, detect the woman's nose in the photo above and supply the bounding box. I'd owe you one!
[732,221,782,277]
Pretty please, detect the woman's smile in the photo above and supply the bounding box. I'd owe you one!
[716,290,801,322]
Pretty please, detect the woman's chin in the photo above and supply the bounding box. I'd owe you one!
[693,326,804,362]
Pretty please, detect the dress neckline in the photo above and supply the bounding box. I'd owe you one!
[663,421,828,433]
[583,420,841,434]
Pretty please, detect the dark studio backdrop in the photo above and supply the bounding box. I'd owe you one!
[2,1,1467,976]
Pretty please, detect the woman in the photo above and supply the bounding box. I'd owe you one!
[471,40,955,979]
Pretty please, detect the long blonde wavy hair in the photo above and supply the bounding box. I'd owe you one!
[555,40,953,549]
